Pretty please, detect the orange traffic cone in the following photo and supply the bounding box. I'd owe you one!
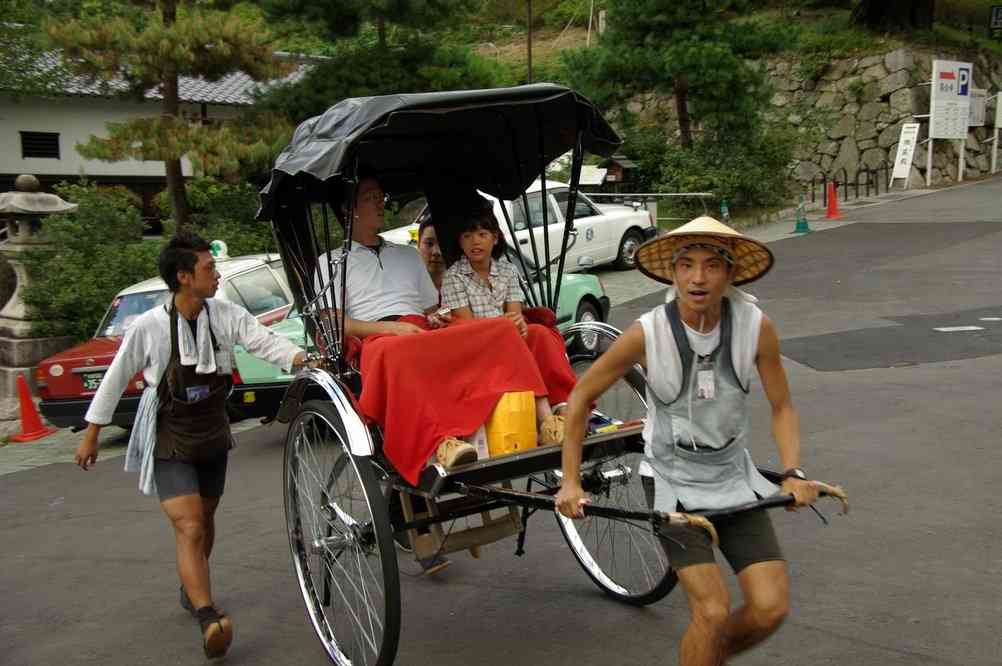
[825,181,842,220]
[10,373,57,443]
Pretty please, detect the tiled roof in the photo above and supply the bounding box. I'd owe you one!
[12,52,313,106]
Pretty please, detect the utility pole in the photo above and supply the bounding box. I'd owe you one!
[587,0,595,46]
[527,0,533,83]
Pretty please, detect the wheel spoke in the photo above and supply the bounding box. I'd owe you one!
[285,405,398,666]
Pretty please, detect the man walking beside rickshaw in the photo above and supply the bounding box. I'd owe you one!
[75,232,308,659]
[557,217,821,666]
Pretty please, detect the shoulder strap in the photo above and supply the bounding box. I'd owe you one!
[158,300,182,404]
[664,300,693,401]
[203,301,220,351]
[718,298,742,390]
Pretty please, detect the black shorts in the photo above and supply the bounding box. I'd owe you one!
[659,506,784,574]
[153,454,228,502]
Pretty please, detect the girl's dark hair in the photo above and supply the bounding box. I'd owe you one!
[449,195,506,264]
[417,211,435,241]
[159,231,211,292]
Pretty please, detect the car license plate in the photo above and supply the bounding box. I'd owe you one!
[81,372,104,391]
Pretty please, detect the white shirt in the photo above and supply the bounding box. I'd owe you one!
[683,321,721,358]
[86,298,302,496]
[85,297,302,426]
[314,241,439,321]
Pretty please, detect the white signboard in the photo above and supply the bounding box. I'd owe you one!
[930,59,973,139]
[892,123,921,180]
[992,6,1002,29]
[996,93,1002,129]
[969,88,987,127]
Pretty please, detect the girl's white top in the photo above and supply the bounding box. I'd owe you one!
[84,298,302,495]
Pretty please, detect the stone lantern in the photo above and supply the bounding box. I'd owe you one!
[0,175,77,435]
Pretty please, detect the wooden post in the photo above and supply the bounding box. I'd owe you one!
[958,139,965,182]
[926,138,934,187]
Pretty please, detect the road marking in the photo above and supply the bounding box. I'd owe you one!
[933,326,985,332]
[978,317,1002,321]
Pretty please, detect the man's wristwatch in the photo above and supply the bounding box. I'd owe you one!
[781,467,807,481]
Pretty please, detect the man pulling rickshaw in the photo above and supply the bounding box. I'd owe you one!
[558,216,834,665]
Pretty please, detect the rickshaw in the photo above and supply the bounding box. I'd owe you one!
[257,84,847,666]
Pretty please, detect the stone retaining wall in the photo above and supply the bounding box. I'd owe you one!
[773,48,1002,188]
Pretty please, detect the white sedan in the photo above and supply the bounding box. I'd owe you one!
[382,180,656,271]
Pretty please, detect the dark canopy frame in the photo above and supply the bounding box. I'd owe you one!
[257,83,621,372]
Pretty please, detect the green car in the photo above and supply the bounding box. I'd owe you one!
[37,250,308,429]
[503,247,610,347]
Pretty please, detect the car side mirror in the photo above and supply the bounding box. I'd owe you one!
[630,201,642,211]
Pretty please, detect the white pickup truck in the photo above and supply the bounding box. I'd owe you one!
[382,179,657,271]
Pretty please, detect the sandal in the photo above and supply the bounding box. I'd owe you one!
[196,606,233,659]
[539,414,566,446]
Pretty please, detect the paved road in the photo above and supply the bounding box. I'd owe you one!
[3,177,1001,665]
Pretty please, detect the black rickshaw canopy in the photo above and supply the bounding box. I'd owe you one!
[258,83,623,349]
[257,83,621,221]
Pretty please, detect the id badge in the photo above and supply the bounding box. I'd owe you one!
[186,385,210,402]
[695,358,715,401]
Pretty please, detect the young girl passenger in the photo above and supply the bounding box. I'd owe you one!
[440,196,578,445]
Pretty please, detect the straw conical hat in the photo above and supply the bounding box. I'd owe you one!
[635,216,773,286]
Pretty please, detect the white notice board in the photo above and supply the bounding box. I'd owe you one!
[969,88,987,127]
[996,93,1002,129]
[930,59,973,139]
[892,123,921,180]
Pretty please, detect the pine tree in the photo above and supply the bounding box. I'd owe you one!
[46,0,291,228]
[566,0,768,149]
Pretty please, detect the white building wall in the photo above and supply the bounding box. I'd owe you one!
[0,95,240,179]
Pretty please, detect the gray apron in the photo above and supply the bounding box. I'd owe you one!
[646,299,776,512]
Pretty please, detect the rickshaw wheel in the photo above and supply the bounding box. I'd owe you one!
[553,334,677,606]
[284,399,401,666]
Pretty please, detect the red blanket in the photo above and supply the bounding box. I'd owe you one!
[358,317,547,484]
[524,323,577,406]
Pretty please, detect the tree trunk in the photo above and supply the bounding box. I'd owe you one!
[162,0,190,229]
[852,0,935,31]
[377,16,386,49]
[674,75,693,149]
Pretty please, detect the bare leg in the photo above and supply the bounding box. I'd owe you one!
[721,560,790,661]
[535,396,553,426]
[161,493,213,609]
[202,496,220,559]
[676,563,731,666]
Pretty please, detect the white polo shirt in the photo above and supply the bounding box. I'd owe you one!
[315,240,440,321]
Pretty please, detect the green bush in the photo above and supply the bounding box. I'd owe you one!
[723,18,790,57]
[21,182,160,341]
[157,178,275,257]
[544,0,607,27]
[654,126,796,209]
